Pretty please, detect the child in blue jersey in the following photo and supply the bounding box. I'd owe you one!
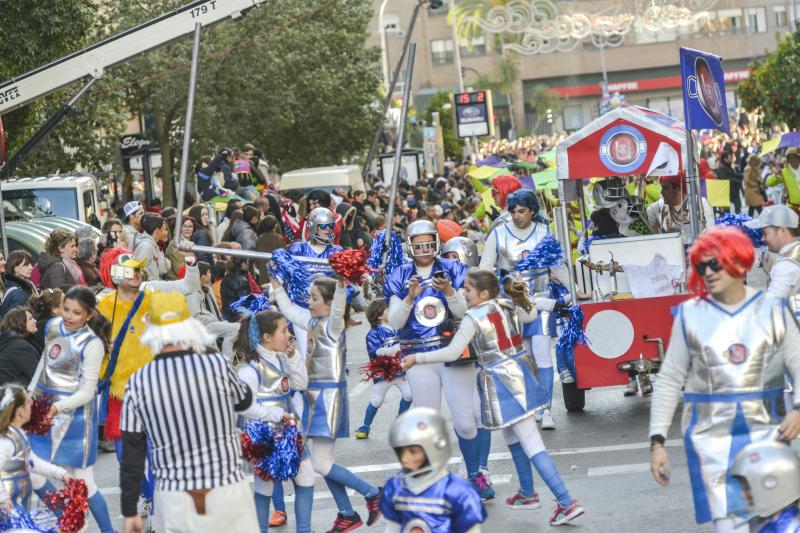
[355,299,413,439]
[380,407,486,533]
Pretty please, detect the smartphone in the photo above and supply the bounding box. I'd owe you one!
[433,271,447,280]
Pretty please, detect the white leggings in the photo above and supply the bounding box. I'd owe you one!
[525,335,553,370]
[309,437,338,477]
[31,465,99,497]
[500,416,547,458]
[712,518,742,533]
[405,362,478,440]
[369,378,412,408]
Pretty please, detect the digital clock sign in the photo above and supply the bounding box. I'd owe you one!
[453,90,493,139]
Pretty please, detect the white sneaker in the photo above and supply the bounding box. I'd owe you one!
[540,410,556,430]
[559,370,575,384]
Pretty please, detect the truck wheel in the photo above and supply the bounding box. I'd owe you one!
[562,382,585,412]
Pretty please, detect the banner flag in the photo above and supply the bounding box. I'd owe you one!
[680,47,730,134]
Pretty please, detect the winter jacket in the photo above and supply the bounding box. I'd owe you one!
[220,271,250,322]
[38,254,79,291]
[30,314,54,355]
[0,274,36,320]
[190,229,214,264]
[229,219,258,251]
[744,165,765,208]
[186,285,224,325]
[0,331,40,387]
[134,232,169,281]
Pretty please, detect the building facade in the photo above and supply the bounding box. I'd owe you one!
[369,0,795,137]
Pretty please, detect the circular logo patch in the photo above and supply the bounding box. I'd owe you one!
[48,343,63,360]
[280,376,290,393]
[695,57,723,126]
[599,125,647,174]
[726,343,749,364]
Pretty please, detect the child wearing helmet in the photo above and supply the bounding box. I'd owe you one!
[381,407,486,532]
[730,440,800,532]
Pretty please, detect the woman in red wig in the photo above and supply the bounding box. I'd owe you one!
[648,226,800,532]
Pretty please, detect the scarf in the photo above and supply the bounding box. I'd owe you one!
[62,256,86,285]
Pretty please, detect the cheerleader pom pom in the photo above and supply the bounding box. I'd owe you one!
[0,508,56,532]
[515,235,564,272]
[44,479,89,533]
[265,424,304,482]
[231,293,270,315]
[555,305,589,353]
[329,250,376,285]
[359,355,403,382]
[22,395,53,436]
[367,230,405,275]
[268,249,312,307]
[714,212,764,246]
[241,421,275,464]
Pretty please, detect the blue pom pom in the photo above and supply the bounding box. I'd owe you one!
[547,280,569,304]
[581,234,610,255]
[245,421,275,456]
[714,213,764,246]
[231,294,271,315]
[0,508,56,532]
[265,425,303,481]
[515,235,564,272]
[555,305,588,353]
[367,229,405,275]
[268,249,312,308]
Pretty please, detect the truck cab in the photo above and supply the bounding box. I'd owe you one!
[1,173,103,227]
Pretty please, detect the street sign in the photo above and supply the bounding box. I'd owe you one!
[453,90,494,139]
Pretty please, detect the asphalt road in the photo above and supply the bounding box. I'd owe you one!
[81,264,777,532]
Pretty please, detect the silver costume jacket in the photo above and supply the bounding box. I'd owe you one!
[678,292,788,523]
[304,316,349,439]
[467,300,549,429]
[775,241,800,315]
[0,426,32,511]
[30,318,99,468]
[249,356,294,419]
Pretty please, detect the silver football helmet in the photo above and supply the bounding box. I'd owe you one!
[389,407,451,491]
[405,219,439,258]
[592,177,627,208]
[731,440,800,520]
[307,207,336,245]
[440,237,478,267]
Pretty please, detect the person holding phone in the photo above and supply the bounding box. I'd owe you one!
[649,227,800,533]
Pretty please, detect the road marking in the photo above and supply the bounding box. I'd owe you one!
[587,462,651,476]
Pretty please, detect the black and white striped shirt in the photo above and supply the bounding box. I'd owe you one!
[120,350,252,496]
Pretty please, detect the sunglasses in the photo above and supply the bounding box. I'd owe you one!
[317,223,335,230]
[695,258,723,276]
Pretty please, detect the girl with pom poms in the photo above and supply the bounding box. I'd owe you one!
[272,275,383,532]
[236,310,314,533]
[28,286,115,532]
[0,384,70,514]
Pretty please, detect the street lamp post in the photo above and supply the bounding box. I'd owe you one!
[449,0,465,93]
[378,0,390,94]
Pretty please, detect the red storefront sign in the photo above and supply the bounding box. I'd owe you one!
[548,69,750,98]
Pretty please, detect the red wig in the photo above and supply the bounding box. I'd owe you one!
[99,247,133,289]
[658,173,685,190]
[491,174,522,208]
[687,227,754,295]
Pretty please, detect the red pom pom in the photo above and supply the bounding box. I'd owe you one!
[104,396,123,441]
[45,479,89,533]
[22,395,53,436]
[359,355,403,382]
[328,250,376,284]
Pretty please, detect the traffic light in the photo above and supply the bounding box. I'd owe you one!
[546,108,553,124]
[428,0,444,9]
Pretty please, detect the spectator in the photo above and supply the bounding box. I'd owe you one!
[228,205,260,251]
[188,204,216,249]
[195,155,226,201]
[716,151,743,213]
[39,229,85,290]
[134,213,170,280]
[216,200,242,243]
[255,215,286,281]
[77,237,101,288]
[744,154,766,217]
[185,261,240,360]
[220,256,251,322]
[167,216,197,280]
[98,218,129,257]
[0,307,40,386]
[28,289,64,354]
[122,201,145,248]
[0,251,37,320]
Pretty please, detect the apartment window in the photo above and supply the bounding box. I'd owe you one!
[431,39,454,65]
[428,3,448,16]
[717,8,744,34]
[745,7,767,33]
[774,5,787,27]
[459,36,486,57]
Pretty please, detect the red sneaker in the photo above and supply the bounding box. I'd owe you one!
[326,512,363,533]
[549,499,585,525]
[268,510,287,526]
[365,488,383,526]
[505,490,541,510]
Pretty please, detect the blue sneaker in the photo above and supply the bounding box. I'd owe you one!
[469,472,496,500]
[355,425,370,439]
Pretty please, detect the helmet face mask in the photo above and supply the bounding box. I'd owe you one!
[406,220,440,258]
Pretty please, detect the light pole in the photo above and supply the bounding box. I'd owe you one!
[449,0,465,93]
[378,0,390,94]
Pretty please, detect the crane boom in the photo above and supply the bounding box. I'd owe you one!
[0,0,267,114]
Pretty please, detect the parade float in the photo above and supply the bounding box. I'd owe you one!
[552,105,698,411]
